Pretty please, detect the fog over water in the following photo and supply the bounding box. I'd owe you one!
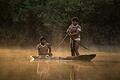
[0,48,120,80]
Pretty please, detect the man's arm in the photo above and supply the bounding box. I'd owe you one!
[69,26,81,36]
[47,43,52,53]
[48,47,51,53]
[66,25,71,33]
[47,43,53,56]
[70,30,80,36]
[36,43,40,49]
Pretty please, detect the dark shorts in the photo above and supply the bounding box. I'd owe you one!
[70,39,80,49]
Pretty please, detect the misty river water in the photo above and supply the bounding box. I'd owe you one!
[0,48,120,80]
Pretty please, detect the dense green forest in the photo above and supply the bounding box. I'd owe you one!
[0,0,120,47]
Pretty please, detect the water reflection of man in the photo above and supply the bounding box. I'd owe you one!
[37,61,50,80]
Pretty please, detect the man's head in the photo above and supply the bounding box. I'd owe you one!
[40,37,47,44]
[71,17,79,26]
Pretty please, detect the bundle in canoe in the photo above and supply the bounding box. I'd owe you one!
[30,54,96,61]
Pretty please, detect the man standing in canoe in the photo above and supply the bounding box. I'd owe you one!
[67,17,81,56]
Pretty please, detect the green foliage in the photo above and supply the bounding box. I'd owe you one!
[0,0,120,46]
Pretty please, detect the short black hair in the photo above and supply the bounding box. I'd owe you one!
[71,17,79,22]
[40,37,46,41]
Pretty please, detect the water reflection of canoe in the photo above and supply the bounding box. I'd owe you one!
[30,54,96,61]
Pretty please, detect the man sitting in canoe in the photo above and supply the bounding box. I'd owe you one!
[36,37,52,58]
[67,17,81,56]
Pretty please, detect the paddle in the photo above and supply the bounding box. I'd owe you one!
[55,34,90,51]
[69,36,90,50]
[55,34,68,49]
[79,43,89,50]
